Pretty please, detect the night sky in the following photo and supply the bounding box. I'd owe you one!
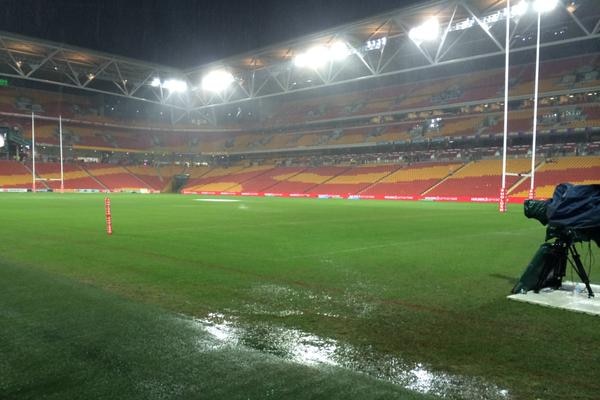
[2,0,421,68]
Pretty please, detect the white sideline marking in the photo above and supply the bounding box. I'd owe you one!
[194,198,240,203]
[508,281,600,316]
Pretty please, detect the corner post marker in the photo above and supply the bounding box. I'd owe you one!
[105,197,113,235]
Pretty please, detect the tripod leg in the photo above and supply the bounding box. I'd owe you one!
[569,245,595,298]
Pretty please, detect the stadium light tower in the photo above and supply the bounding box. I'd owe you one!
[201,69,235,93]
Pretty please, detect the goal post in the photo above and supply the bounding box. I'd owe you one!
[500,0,540,212]
[30,112,65,192]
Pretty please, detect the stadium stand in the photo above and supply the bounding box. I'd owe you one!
[83,164,154,192]
[361,163,463,197]
[183,164,275,193]
[125,166,166,191]
[0,160,32,189]
[426,159,533,198]
[509,156,600,198]
[34,162,106,191]
[307,164,400,195]
[262,166,353,194]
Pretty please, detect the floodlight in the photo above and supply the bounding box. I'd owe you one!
[294,45,329,69]
[294,42,351,69]
[163,79,188,93]
[512,1,529,16]
[201,70,234,93]
[329,41,351,61]
[151,77,161,87]
[0,134,4,148]
[533,0,559,13]
[409,17,440,44]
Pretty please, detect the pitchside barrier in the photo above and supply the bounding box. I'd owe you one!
[181,190,528,204]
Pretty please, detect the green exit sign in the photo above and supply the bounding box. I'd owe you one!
[0,78,8,86]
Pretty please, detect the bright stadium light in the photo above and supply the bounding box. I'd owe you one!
[294,45,329,69]
[512,1,529,16]
[0,134,5,148]
[294,42,351,69]
[151,77,188,93]
[163,79,188,93]
[329,41,351,61]
[534,0,559,13]
[409,17,440,44]
[201,70,235,93]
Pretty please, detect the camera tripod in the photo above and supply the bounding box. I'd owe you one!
[538,239,595,298]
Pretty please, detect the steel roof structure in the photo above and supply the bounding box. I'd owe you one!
[1,0,599,122]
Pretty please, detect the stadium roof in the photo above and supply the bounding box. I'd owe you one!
[1,0,600,123]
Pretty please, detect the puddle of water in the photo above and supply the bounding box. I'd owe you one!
[185,312,511,400]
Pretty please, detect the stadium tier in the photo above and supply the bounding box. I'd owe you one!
[0,160,32,189]
[183,165,276,193]
[82,164,156,192]
[34,162,105,191]
[124,166,168,191]
[426,159,533,198]
[266,166,353,194]
[306,164,400,196]
[509,156,600,198]
[360,163,463,197]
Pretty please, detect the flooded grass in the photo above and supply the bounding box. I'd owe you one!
[189,312,511,400]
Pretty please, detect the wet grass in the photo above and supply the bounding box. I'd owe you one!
[0,193,599,399]
[0,260,427,400]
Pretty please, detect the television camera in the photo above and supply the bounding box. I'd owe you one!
[512,183,599,298]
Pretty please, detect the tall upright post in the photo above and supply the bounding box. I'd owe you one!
[59,115,64,192]
[31,112,36,192]
[500,0,511,213]
[529,10,542,200]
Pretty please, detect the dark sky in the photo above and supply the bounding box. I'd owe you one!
[2,0,420,69]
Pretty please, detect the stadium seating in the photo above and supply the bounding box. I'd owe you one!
[0,160,32,189]
[361,162,463,197]
[510,156,600,198]
[307,164,400,195]
[125,166,166,191]
[83,164,154,192]
[426,159,532,198]
[34,162,106,190]
[263,166,352,194]
[183,165,275,193]
[231,166,307,193]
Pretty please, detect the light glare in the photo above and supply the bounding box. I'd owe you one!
[163,79,188,93]
[409,17,440,44]
[534,0,559,13]
[512,1,529,16]
[202,70,235,92]
[294,42,350,69]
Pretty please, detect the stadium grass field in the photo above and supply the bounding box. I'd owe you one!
[1,193,599,399]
